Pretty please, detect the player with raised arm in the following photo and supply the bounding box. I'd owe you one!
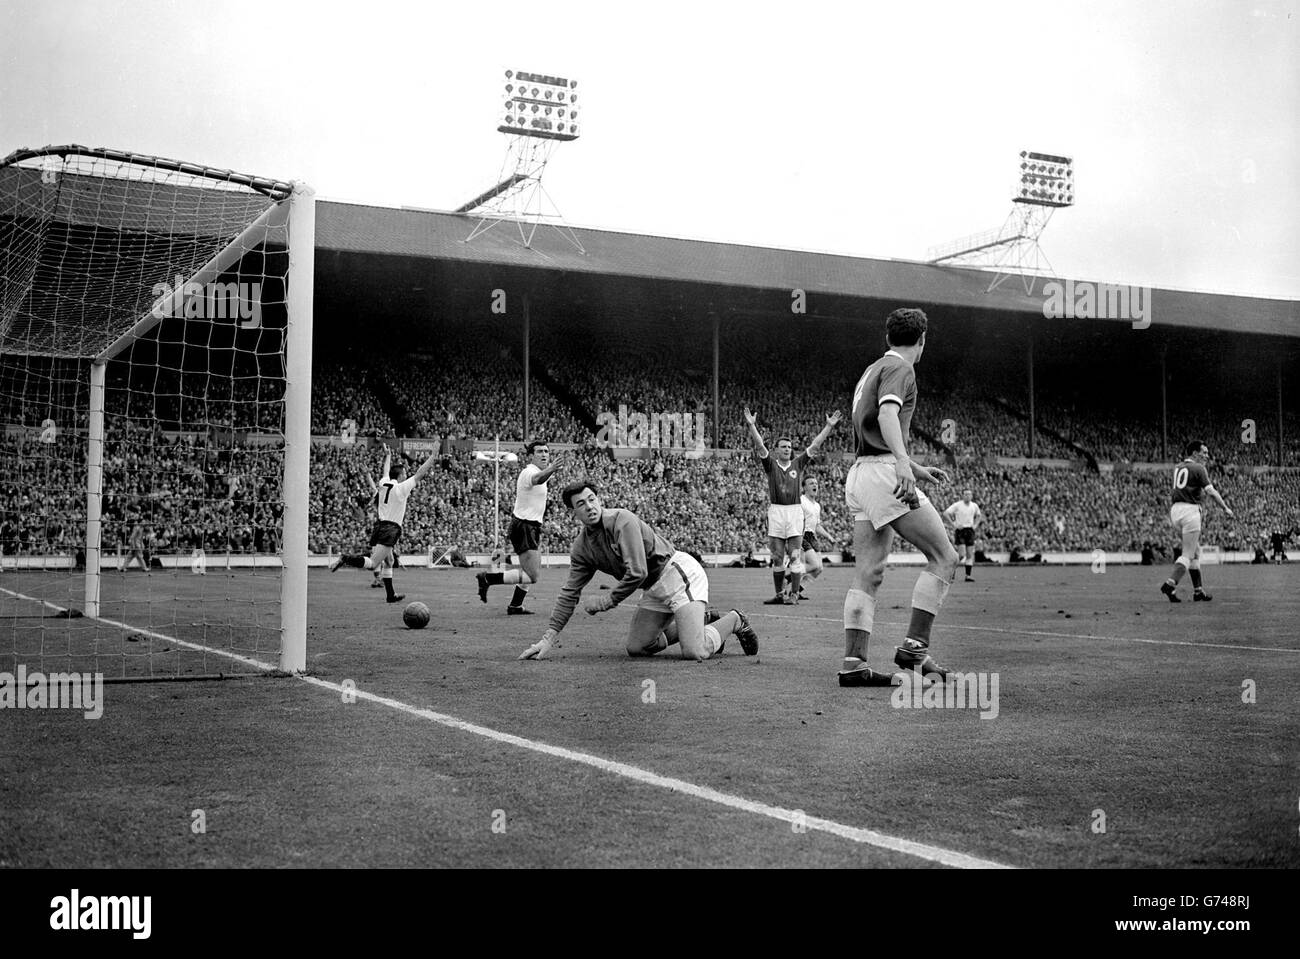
[477,440,563,615]
[518,481,759,662]
[330,448,438,603]
[744,407,842,605]
[1161,440,1233,602]
[943,488,983,582]
[364,449,395,588]
[837,308,961,688]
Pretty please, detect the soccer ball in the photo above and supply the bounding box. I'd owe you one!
[402,601,431,630]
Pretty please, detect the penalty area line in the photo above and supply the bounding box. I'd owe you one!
[296,673,1013,870]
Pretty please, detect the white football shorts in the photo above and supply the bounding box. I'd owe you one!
[1169,502,1202,538]
[766,503,804,540]
[845,455,932,530]
[640,551,710,614]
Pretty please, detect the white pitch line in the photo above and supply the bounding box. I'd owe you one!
[0,585,72,615]
[748,610,1300,655]
[1,584,1011,869]
[295,674,1012,869]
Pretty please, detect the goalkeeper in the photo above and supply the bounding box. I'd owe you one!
[519,480,758,662]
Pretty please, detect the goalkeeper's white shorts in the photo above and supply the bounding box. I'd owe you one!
[640,551,710,614]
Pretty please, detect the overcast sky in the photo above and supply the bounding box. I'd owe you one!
[3,0,1297,298]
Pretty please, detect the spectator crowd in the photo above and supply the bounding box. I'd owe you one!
[2,342,1297,562]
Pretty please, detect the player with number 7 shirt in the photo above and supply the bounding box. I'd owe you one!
[330,448,439,603]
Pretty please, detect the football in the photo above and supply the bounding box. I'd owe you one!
[402,601,431,629]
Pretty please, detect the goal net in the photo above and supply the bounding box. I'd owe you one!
[0,145,313,681]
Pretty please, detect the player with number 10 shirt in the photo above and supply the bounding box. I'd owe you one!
[1160,440,1233,603]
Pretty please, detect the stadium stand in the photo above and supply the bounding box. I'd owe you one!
[6,427,1297,560]
[3,324,1297,562]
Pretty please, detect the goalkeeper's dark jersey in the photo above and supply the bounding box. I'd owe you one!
[548,509,676,634]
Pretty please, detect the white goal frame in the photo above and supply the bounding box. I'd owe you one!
[3,145,314,674]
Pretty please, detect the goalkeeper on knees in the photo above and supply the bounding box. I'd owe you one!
[518,481,757,663]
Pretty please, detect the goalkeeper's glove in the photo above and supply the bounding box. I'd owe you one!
[519,628,559,661]
[584,594,615,615]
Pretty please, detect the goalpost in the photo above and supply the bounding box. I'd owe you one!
[0,145,313,679]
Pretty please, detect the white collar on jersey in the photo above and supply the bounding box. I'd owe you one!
[884,349,906,360]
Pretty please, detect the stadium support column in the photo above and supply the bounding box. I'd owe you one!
[1160,347,1168,462]
[84,360,106,618]
[523,293,530,441]
[280,183,315,675]
[1026,335,1036,459]
[711,309,720,451]
[1278,359,1285,469]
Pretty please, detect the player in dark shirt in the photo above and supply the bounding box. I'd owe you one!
[838,308,960,688]
[1269,530,1289,563]
[1160,440,1233,602]
[744,407,842,604]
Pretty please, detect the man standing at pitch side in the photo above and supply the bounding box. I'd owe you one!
[943,488,984,582]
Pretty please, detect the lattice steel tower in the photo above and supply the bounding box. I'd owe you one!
[459,70,584,254]
[928,151,1074,294]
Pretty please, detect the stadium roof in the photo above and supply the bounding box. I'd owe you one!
[315,200,1299,339]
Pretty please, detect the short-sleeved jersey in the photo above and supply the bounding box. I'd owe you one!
[800,495,822,535]
[1172,459,1210,506]
[759,451,812,506]
[377,476,418,526]
[851,350,917,457]
[945,500,982,529]
[514,464,548,521]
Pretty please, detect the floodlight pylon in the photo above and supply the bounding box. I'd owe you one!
[461,134,584,254]
[460,70,585,255]
[927,151,1073,295]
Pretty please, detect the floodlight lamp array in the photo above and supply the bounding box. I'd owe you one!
[500,70,580,141]
[1016,150,1074,206]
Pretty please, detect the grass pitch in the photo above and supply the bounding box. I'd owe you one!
[2,561,1296,868]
